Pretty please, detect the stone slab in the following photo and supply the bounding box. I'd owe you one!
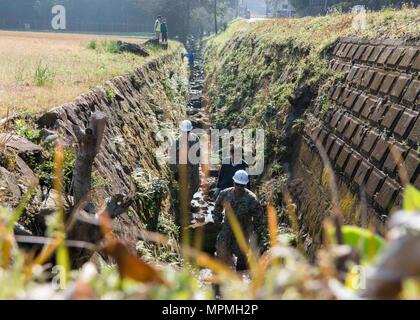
[394,109,418,138]
[408,116,420,145]
[345,152,362,178]
[399,48,418,69]
[377,47,394,65]
[354,159,373,187]
[365,168,386,197]
[336,145,352,169]
[352,125,367,147]
[381,104,403,131]
[370,72,386,92]
[344,117,360,140]
[379,74,397,95]
[352,94,368,114]
[383,142,408,175]
[329,138,344,162]
[405,149,419,182]
[361,130,380,154]
[390,75,411,99]
[374,178,400,211]
[371,136,389,164]
[403,80,420,103]
[386,47,406,67]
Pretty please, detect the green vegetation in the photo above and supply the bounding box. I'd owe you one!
[0,175,419,299]
[270,163,283,177]
[136,209,181,264]
[87,40,122,54]
[105,86,116,102]
[91,172,112,192]
[34,60,54,86]
[86,39,97,50]
[131,168,170,223]
[99,40,121,54]
[0,7,419,301]
[14,119,40,143]
[34,147,75,192]
[404,185,420,212]
[0,0,237,43]
[162,79,174,101]
[205,7,419,188]
[289,0,414,15]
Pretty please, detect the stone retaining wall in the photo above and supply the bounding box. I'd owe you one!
[292,37,419,254]
[1,50,188,249]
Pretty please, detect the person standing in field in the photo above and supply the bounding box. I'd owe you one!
[161,18,168,44]
[154,15,162,42]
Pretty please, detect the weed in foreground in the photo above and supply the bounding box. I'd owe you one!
[34,60,54,86]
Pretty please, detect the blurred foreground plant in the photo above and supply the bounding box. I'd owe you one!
[1,140,420,299]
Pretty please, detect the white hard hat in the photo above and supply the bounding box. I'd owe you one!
[233,170,249,186]
[179,120,193,132]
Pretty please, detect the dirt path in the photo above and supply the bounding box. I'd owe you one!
[181,42,223,290]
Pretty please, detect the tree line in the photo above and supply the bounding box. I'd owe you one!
[0,0,238,42]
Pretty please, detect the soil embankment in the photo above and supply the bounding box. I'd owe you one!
[204,13,419,256]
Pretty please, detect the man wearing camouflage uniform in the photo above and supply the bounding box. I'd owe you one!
[213,170,265,271]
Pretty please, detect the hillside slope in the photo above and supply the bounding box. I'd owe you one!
[205,8,420,255]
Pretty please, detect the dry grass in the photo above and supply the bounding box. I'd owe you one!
[208,7,419,57]
[0,31,180,117]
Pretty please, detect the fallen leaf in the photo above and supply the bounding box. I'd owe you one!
[102,239,167,285]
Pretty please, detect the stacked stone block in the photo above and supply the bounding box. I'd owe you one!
[306,37,419,215]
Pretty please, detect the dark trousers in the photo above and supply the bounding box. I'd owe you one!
[162,31,168,42]
[216,231,248,271]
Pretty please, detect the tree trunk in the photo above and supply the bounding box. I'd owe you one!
[15,112,133,268]
[69,111,133,268]
[214,0,218,34]
[71,111,133,220]
[236,0,240,17]
[186,0,191,39]
[72,111,107,212]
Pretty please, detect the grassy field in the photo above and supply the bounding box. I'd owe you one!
[0,31,180,118]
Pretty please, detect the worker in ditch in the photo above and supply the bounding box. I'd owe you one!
[170,120,201,208]
[214,144,250,200]
[213,170,265,271]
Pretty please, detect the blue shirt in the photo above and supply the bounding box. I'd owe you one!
[188,52,194,65]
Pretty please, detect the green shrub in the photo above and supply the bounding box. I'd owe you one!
[92,172,112,191]
[131,168,169,221]
[105,87,116,102]
[35,147,75,192]
[162,79,174,100]
[34,60,54,86]
[271,163,283,177]
[100,40,121,54]
[86,40,97,50]
[14,119,40,142]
